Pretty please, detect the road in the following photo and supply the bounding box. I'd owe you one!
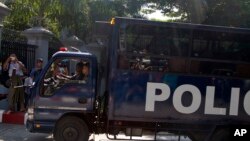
[0,123,52,141]
[0,123,191,141]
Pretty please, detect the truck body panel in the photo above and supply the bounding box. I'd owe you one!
[108,70,250,124]
[26,17,250,141]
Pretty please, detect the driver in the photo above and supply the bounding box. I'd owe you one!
[59,62,84,80]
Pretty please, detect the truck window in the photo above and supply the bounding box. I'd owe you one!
[118,24,189,73]
[40,58,90,97]
[190,29,250,78]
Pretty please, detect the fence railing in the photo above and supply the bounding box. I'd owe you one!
[1,40,37,72]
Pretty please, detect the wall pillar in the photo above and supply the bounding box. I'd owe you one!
[21,27,53,65]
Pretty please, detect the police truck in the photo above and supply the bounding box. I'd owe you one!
[26,17,250,141]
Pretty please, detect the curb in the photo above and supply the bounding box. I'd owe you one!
[0,110,27,125]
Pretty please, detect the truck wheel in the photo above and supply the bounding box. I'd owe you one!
[187,131,207,141]
[210,128,229,141]
[54,116,89,141]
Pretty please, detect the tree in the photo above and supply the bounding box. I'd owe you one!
[4,0,61,35]
[3,0,90,39]
[6,0,250,41]
[145,0,250,28]
[204,0,250,27]
[88,0,147,22]
[56,0,90,40]
[144,0,208,23]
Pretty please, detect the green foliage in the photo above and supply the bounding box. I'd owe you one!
[4,0,61,35]
[56,0,91,39]
[146,0,250,27]
[88,0,147,21]
[3,0,250,41]
[204,0,250,27]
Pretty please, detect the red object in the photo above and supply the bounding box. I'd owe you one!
[2,112,25,124]
[59,47,68,51]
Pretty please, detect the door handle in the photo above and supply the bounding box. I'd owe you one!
[78,97,87,104]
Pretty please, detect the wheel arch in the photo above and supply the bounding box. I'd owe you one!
[53,112,94,134]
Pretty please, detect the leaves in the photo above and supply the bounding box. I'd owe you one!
[3,0,250,41]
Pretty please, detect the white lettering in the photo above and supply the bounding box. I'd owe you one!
[173,85,201,114]
[145,82,170,112]
[234,129,241,136]
[243,90,250,115]
[204,86,226,115]
[242,129,247,136]
[234,129,247,136]
[145,82,248,116]
[229,88,240,116]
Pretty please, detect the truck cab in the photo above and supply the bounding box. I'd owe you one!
[26,50,98,141]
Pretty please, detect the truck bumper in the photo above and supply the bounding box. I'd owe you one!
[26,120,54,133]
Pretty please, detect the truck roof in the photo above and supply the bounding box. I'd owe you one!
[52,51,96,60]
[115,17,250,34]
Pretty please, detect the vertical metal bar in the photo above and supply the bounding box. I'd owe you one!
[154,123,157,141]
[178,131,181,141]
[130,128,132,140]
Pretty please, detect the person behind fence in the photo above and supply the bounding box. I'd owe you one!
[6,68,25,113]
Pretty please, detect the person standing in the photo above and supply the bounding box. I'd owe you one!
[3,54,26,77]
[3,54,26,113]
[30,58,44,81]
[24,58,44,107]
[6,69,25,113]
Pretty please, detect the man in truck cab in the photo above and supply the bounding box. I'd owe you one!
[81,62,90,81]
[58,61,85,80]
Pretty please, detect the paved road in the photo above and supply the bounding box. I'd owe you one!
[0,123,52,141]
[0,123,191,141]
[0,123,105,141]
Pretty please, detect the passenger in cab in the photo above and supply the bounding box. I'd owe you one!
[59,62,84,80]
[82,62,90,81]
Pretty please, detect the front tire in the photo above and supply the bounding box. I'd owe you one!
[53,116,89,141]
[210,128,229,141]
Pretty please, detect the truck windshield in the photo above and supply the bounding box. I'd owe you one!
[41,58,90,97]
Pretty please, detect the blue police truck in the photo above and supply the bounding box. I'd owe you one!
[26,17,250,141]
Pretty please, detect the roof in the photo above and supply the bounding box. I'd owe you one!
[114,17,250,34]
[52,51,95,59]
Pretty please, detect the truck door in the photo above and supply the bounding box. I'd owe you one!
[35,56,95,121]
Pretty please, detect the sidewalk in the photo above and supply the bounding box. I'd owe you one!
[0,110,26,124]
[0,84,27,125]
[0,123,52,141]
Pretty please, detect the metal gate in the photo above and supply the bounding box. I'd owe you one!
[1,40,37,72]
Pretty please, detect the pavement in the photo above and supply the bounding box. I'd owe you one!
[0,123,192,141]
[0,123,111,141]
[0,123,52,141]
